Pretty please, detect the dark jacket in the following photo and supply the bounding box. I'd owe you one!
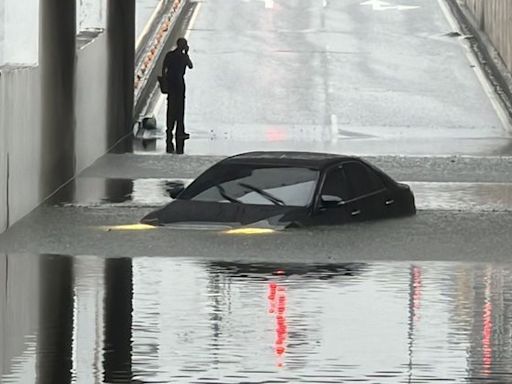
[162,48,193,91]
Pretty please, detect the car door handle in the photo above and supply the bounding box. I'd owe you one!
[351,209,361,216]
[385,199,395,206]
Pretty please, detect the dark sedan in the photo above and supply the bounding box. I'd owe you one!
[141,151,416,228]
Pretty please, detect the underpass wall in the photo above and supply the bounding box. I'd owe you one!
[0,0,137,234]
[0,66,43,231]
[0,72,6,232]
[75,32,109,174]
[0,33,111,233]
[461,0,512,72]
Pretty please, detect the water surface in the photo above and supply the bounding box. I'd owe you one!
[1,254,512,383]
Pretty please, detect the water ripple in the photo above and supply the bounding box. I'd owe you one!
[2,256,512,383]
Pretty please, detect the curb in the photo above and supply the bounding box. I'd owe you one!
[445,0,512,129]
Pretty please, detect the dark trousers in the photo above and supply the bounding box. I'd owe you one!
[166,86,186,150]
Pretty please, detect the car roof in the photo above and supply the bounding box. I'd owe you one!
[221,151,360,169]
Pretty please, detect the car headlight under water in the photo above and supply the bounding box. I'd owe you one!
[224,228,276,235]
[104,224,157,231]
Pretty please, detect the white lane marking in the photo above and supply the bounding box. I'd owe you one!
[360,0,419,11]
[330,114,339,142]
[185,1,203,39]
[437,0,511,133]
[136,0,165,50]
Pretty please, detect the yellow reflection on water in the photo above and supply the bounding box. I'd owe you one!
[105,224,157,231]
[224,228,276,235]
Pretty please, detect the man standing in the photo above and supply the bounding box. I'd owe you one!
[162,37,193,153]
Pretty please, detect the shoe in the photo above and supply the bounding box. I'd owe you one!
[176,133,190,139]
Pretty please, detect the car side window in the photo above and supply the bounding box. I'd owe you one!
[342,162,384,199]
[320,167,351,201]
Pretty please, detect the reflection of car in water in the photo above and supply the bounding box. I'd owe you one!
[207,261,367,281]
[141,151,416,228]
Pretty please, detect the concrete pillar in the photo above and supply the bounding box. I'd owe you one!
[107,0,136,149]
[39,0,76,198]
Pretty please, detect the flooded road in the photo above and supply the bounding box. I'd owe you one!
[2,0,512,382]
[1,153,511,261]
[2,254,512,383]
[47,176,512,213]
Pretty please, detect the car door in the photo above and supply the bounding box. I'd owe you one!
[341,161,388,221]
[311,165,353,225]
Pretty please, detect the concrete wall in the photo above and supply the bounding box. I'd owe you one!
[75,32,109,174]
[0,0,39,65]
[0,71,6,231]
[0,0,4,64]
[77,0,107,31]
[462,0,512,72]
[0,0,136,233]
[0,66,43,231]
[0,32,113,232]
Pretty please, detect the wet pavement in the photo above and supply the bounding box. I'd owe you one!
[2,255,512,383]
[83,153,512,183]
[136,0,162,42]
[143,0,512,157]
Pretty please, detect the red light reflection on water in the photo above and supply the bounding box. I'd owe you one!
[482,273,493,376]
[482,301,493,374]
[268,281,288,367]
[412,266,422,323]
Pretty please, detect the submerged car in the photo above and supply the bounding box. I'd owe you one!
[141,151,416,228]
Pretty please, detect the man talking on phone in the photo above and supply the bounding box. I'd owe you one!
[162,37,193,153]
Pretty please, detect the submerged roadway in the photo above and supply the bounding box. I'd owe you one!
[2,1,512,383]
[1,0,510,260]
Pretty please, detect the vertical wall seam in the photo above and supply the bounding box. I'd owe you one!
[5,255,8,301]
[6,152,9,228]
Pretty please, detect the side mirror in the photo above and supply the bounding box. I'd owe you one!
[320,195,344,208]
[165,181,185,199]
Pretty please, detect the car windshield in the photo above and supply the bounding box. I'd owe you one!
[179,164,319,207]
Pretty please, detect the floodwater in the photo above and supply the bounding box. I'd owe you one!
[2,254,512,383]
[50,177,512,213]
